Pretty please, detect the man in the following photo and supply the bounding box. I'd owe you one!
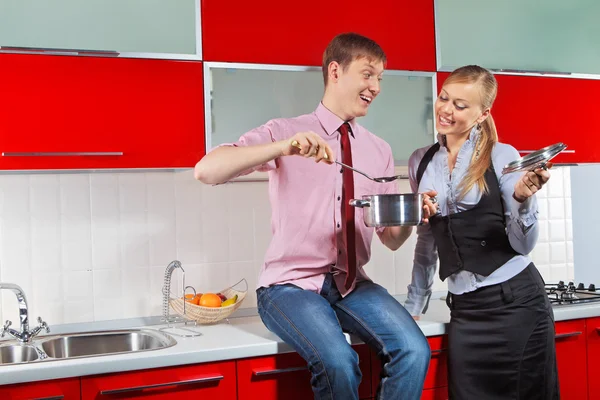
[195,33,435,400]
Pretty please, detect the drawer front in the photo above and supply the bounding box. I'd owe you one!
[421,387,449,400]
[587,316,600,399]
[0,378,80,400]
[424,335,448,389]
[372,335,448,394]
[555,319,587,400]
[237,345,371,399]
[81,361,236,399]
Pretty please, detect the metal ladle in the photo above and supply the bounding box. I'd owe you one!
[291,140,407,183]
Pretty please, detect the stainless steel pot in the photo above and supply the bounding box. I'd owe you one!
[349,193,434,227]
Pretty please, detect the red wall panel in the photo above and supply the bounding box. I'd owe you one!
[0,53,204,170]
[202,0,436,71]
[437,72,597,163]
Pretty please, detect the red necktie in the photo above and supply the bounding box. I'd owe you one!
[340,123,356,290]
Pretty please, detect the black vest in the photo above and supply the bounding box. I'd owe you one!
[416,143,519,281]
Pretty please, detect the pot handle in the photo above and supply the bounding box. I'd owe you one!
[349,199,370,208]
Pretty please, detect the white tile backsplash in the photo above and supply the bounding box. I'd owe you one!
[0,167,573,324]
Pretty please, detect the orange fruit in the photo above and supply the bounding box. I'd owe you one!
[199,293,222,308]
[184,293,199,305]
[193,293,202,305]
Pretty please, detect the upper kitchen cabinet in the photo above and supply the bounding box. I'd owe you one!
[201,0,436,71]
[0,53,204,170]
[0,0,201,59]
[205,63,436,165]
[437,72,596,163]
[435,0,600,75]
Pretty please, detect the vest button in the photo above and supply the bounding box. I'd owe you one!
[481,240,487,246]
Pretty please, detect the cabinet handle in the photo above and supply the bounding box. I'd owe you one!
[491,68,572,76]
[2,152,123,157]
[555,331,582,339]
[517,149,575,154]
[1,46,119,57]
[99,375,224,395]
[253,366,308,376]
[431,348,447,355]
[32,397,64,400]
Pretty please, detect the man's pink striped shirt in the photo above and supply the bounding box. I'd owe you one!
[222,103,397,296]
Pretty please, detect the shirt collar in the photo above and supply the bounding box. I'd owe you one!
[315,102,357,138]
[437,125,480,148]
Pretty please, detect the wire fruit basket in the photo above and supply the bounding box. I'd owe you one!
[169,278,247,324]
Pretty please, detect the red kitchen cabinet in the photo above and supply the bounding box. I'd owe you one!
[372,335,448,397]
[80,361,236,399]
[437,72,598,163]
[0,53,204,170]
[0,377,80,400]
[555,319,588,400]
[201,0,436,71]
[236,345,372,399]
[586,317,600,400]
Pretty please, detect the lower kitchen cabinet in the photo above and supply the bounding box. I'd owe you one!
[236,344,372,400]
[586,317,600,400]
[371,335,448,399]
[0,377,80,400]
[6,316,600,400]
[555,319,588,400]
[80,360,236,399]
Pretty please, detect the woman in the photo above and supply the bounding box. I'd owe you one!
[405,65,558,399]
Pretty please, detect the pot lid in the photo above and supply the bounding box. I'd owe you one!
[502,142,567,174]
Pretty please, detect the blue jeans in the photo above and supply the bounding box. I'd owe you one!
[257,274,430,400]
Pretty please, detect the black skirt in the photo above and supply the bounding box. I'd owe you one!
[446,263,559,400]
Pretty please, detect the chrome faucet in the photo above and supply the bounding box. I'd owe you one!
[0,283,49,343]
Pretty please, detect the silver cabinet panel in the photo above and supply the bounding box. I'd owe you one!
[436,0,600,75]
[205,63,435,165]
[0,0,199,58]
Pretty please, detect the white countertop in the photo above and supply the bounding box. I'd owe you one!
[1,295,599,386]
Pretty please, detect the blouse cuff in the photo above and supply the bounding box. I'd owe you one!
[509,195,539,228]
[405,285,432,316]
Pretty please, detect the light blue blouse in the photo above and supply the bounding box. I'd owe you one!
[404,127,539,316]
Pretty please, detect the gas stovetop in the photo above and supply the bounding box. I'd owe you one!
[546,281,600,305]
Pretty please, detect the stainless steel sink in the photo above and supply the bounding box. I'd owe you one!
[38,329,176,359]
[0,329,176,366]
[0,344,39,365]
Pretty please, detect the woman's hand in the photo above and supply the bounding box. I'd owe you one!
[280,132,334,164]
[513,162,553,202]
[421,190,439,224]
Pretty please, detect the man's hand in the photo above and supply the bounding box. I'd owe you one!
[513,163,552,202]
[280,132,334,164]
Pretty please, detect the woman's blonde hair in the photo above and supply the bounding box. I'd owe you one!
[443,65,499,198]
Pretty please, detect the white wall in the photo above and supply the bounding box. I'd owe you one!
[0,167,572,326]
